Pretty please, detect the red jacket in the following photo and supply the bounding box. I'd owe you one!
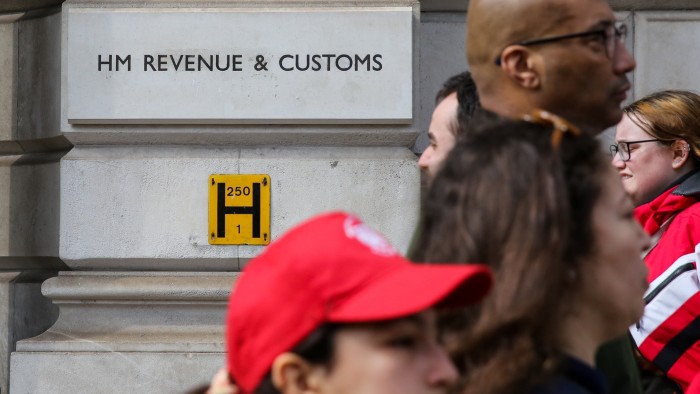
[631,171,700,391]
[688,374,700,394]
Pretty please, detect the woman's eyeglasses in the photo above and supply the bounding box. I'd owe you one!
[609,139,662,162]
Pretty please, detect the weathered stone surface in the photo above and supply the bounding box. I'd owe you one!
[17,272,234,352]
[11,271,234,394]
[0,23,14,143]
[11,352,224,394]
[0,271,59,394]
[60,146,419,270]
[634,11,700,97]
[0,154,63,261]
[0,272,20,394]
[64,6,413,125]
[16,10,61,141]
[59,1,420,146]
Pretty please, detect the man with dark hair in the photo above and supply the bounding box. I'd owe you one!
[419,71,479,181]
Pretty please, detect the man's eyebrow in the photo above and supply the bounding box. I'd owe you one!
[588,19,615,30]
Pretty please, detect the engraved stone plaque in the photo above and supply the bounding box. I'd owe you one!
[63,7,413,124]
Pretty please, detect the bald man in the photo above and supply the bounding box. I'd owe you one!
[467,0,635,133]
[464,1,642,393]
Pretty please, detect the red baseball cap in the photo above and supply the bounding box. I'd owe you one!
[226,211,492,393]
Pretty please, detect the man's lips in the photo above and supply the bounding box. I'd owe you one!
[613,84,631,101]
[619,172,632,180]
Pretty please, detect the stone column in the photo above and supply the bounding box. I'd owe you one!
[10,1,420,392]
[0,3,67,393]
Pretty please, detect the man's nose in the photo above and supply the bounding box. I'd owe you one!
[418,149,431,170]
[614,43,636,74]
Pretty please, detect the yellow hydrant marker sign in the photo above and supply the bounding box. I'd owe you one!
[208,174,271,245]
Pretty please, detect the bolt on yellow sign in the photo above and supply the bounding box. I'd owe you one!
[208,174,271,245]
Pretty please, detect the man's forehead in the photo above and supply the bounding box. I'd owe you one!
[466,0,617,78]
[470,0,614,46]
[544,0,616,32]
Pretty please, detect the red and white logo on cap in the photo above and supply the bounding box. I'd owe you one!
[343,216,397,257]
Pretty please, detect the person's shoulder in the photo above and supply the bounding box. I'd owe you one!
[529,376,599,394]
[529,357,607,394]
[668,202,700,235]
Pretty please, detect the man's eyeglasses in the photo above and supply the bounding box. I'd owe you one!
[609,139,662,162]
[495,22,628,65]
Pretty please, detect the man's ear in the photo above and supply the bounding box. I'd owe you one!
[671,140,691,170]
[270,353,325,394]
[500,46,541,89]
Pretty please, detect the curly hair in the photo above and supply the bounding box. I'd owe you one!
[412,118,607,393]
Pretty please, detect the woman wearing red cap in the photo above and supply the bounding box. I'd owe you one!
[414,115,650,394]
[611,90,700,393]
[191,212,492,394]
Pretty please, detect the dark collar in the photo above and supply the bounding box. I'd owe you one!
[561,356,608,394]
[672,169,700,197]
[530,356,608,394]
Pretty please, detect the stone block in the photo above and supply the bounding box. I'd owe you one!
[0,272,20,394]
[0,154,62,260]
[60,2,420,147]
[0,271,59,394]
[0,23,15,143]
[634,11,700,98]
[10,351,224,394]
[60,146,419,270]
[64,6,412,125]
[11,271,234,394]
[16,10,62,141]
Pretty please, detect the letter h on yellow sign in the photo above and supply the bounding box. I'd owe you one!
[208,174,271,245]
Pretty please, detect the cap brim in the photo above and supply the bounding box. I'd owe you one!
[328,264,492,322]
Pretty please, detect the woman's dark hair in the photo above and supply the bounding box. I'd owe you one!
[254,323,340,394]
[412,118,607,394]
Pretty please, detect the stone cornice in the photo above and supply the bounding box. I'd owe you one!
[2,0,417,13]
